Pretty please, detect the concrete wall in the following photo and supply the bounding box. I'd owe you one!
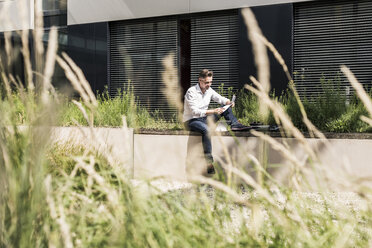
[134,134,189,181]
[51,127,134,175]
[133,133,372,188]
[0,0,34,32]
[67,0,312,25]
[50,127,372,188]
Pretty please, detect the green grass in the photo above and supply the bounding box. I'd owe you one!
[2,12,372,247]
[6,137,372,247]
[20,137,372,247]
[231,75,372,133]
[5,76,372,133]
[59,88,182,130]
[1,82,372,247]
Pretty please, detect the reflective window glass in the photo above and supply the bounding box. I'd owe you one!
[43,0,67,11]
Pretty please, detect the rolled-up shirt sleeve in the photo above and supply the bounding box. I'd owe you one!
[211,89,229,105]
[185,90,207,117]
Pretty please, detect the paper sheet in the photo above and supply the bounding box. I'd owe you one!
[221,94,236,113]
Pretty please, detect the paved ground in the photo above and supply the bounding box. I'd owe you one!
[131,178,371,239]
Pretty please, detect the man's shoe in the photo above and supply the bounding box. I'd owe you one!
[269,124,280,132]
[207,164,215,174]
[250,122,263,126]
[231,122,252,131]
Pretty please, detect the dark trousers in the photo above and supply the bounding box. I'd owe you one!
[184,107,238,164]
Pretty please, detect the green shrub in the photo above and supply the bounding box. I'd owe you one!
[4,75,372,133]
[59,87,182,130]
[234,89,266,125]
[1,82,371,248]
[325,102,371,133]
[231,74,372,133]
[284,75,359,132]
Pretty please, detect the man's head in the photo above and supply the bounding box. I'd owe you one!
[198,69,213,93]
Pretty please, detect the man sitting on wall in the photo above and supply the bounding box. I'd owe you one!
[183,69,251,175]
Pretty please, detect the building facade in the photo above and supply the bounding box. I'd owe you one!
[1,0,372,116]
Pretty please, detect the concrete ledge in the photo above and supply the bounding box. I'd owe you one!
[136,129,372,139]
[133,131,372,188]
[48,127,372,187]
[51,127,134,175]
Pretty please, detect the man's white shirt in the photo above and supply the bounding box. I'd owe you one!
[182,84,229,122]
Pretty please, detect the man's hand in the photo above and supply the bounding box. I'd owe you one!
[214,107,224,115]
[225,100,235,107]
[206,108,223,115]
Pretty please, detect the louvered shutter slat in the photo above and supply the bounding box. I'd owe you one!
[108,18,179,117]
[293,0,372,97]
[191,11,239,99]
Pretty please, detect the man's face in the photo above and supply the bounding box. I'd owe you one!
[199,76,213,93]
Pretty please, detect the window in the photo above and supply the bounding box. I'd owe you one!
[42,0,66,12]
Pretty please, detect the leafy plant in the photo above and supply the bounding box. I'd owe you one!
[59,87,182,130]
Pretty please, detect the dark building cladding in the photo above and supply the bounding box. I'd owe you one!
[239,4,293,95]
[67,23,108,94]
[0,0,69,93]
[179,19,191,100]
[0,2,295,116]
[293,0,372,97]
[105,4,293,116]
[0,33,25,82]
[108,17,179,116]
[2,0,372,116]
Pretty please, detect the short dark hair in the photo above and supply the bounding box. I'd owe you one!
[199,69,213,79]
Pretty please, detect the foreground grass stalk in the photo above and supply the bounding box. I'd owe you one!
[162,53,183,122]
[250,130,303,189]
[256,33,325,140]
[1,5,372,247]
[245,77,318,161]
[42,27,58,104]
[341,65,372,118]
[241,8,270,118]
[20,29,35,91]
[188,175,251,207]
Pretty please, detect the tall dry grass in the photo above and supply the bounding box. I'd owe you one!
[0,3,371,248]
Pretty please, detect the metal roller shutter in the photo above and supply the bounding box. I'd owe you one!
[191,11,239,96]
[108,17,179,117]
[293,0,372,97]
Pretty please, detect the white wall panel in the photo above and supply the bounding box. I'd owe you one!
[68,0,189,25]
[190,0,311,13]
[0,0,34,32]
[68,0,313,25]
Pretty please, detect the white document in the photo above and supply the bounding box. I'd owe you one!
[221,94,236,113]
